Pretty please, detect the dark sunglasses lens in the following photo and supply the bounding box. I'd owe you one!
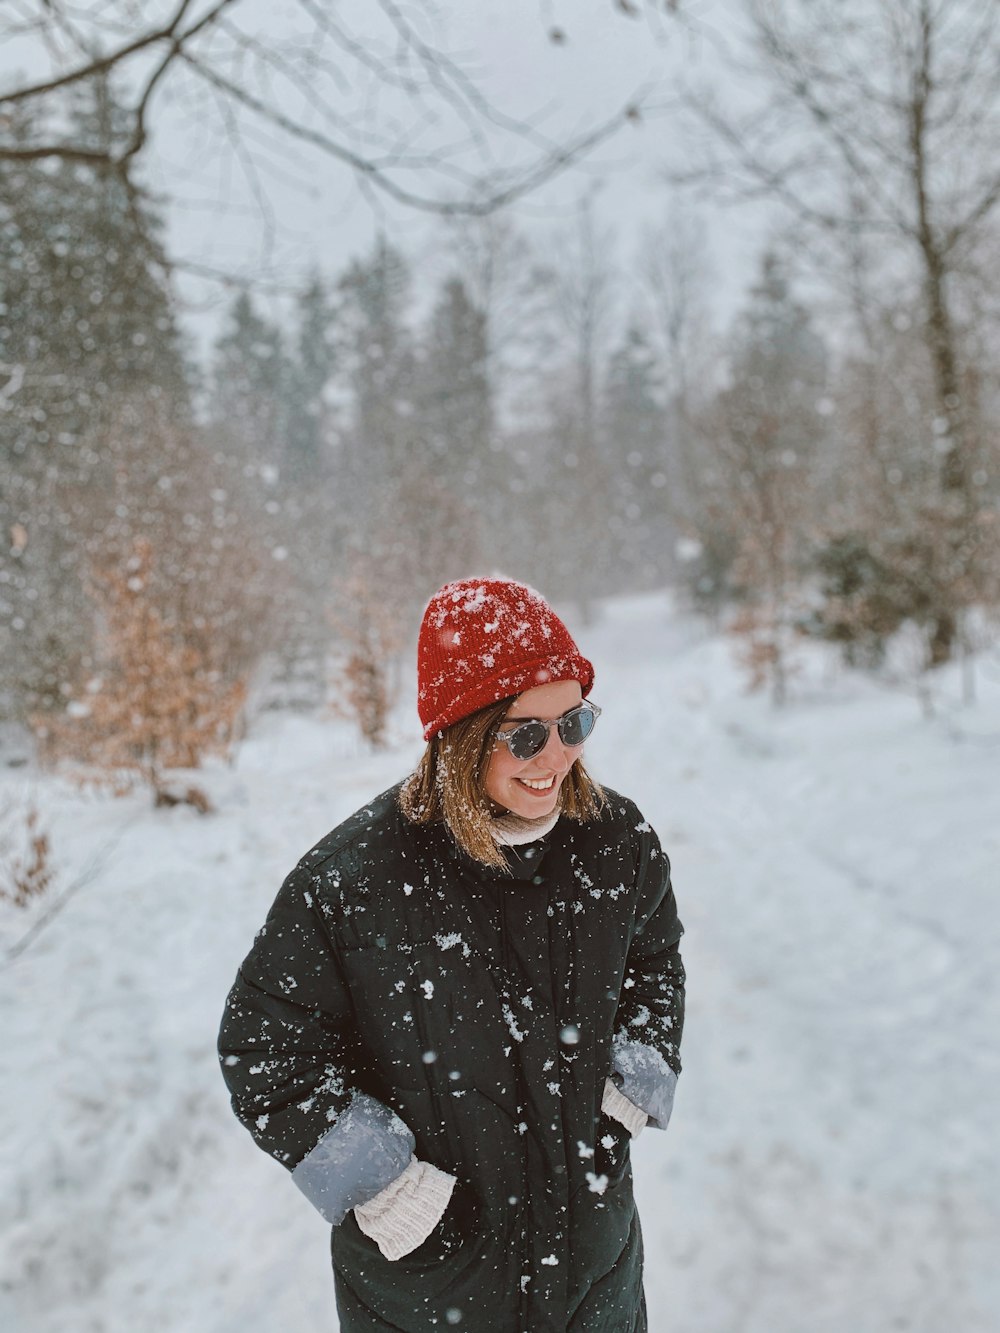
[508,722,548,760]
[558,706,595,747]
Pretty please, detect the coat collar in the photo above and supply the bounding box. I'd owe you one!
[442,826,556,883]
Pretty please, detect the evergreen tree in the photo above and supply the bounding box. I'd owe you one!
[286,271,337,483]
[337,236,415,501]
[210,291,290,469]
[0,84,192,718]
[419,275,498,514]
[714,251,829,700]
[0,113,188,454]
[335,242,480,615]
[730,253,827,412]
[209,288,344,705]
[602,323,669,585]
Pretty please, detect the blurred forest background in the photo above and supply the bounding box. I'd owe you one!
[2,0,1000,804]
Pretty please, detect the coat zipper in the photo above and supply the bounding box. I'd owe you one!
[499,889,533,1331]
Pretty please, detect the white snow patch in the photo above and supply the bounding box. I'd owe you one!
[502,1003,526,1042]
[434,931,470,958]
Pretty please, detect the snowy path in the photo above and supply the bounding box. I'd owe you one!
[1,594,997,1332]
[592,603,999,1333]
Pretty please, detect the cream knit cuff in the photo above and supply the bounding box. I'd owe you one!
[602,1077,648,1138]
[354,1155,456,1261]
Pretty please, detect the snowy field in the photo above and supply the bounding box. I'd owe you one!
[2,592,998,1333]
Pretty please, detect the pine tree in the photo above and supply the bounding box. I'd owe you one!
[210,291,290,468]
[0,82,192,719]
[337,237,415,502]
[421,278,493,471]
[0,102,188,446]
[416,274,501,553]
[286,270,337,483]
[535,198,618,613]
[602,323,669,585]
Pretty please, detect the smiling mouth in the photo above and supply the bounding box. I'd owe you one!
[516,775,556,792]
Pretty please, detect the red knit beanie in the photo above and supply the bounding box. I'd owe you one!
[417,577,594,739]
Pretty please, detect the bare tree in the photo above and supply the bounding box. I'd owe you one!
[641,210,714,408]
[0,0,655,243]
[638,209,717,538]
[674,0,1000,662]
[543,195,621,614]
[712,251,828,702]
[553,198,619,470]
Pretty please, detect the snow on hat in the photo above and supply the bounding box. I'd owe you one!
[417,577,594,740]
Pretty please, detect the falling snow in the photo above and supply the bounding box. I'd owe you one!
[1,591,995,1332]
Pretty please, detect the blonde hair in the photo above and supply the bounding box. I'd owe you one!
[399,696,605,872]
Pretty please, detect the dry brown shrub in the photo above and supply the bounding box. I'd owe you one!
[728,604,801,701]
[0,803,56,908]
[728,607,776,692]
[34,537,245,808]
[329,564,405,749]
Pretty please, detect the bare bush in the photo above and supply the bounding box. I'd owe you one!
[329,564,406,750]
[34,538,245,807]
[0,803,56,908]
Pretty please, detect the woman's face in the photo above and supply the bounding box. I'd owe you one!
[483,678,584,819]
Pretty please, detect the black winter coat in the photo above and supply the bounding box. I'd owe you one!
[219,784,684,1333]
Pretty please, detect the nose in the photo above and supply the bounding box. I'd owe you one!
[537,723,573,770]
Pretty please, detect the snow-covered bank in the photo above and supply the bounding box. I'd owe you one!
[2,594,997,1332]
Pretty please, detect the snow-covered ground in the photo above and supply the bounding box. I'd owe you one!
[2,593,997,1333]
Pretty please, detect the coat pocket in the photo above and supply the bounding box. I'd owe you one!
[593,1112,632,1191]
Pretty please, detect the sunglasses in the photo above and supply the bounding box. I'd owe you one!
[494,702,602,761]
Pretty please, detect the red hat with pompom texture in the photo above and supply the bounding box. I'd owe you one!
[417,577,594,739]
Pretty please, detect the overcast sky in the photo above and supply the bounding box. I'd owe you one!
[134,0,768,356]
[0,1,769,354]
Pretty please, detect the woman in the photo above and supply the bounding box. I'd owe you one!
[219,577,685,1332]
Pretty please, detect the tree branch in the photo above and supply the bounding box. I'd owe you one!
[0,1,678,225]
[180,47,645,217]
[0,0,200,105]
[750,7,915,236]
[0,0,241,170]
[674,92,899,237]
[943,170,1000,254]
